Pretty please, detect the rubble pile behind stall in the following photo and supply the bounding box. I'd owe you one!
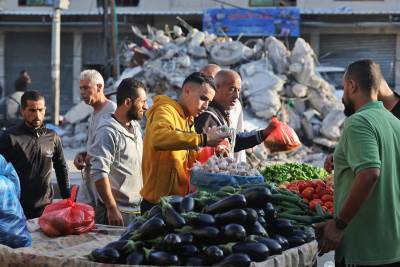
[60,22,345,166]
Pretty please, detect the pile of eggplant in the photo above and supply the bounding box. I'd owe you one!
[89,185,316,266]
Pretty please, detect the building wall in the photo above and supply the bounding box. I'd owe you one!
[298,0,400,13]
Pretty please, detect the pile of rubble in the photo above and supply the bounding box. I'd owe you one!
[61,22,346,165]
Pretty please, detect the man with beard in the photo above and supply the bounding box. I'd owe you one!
[195,69,276,155]
[0,91,70,219]
[74,69,116,208]
[315,60,400,266]
[324,79,400,173]
[89,78,147,226]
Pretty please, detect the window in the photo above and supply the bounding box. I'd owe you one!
[19,0,53,6]
[249,0,296,6]
[97,0,139,7]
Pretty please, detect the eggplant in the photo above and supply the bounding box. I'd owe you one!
[287,236,306,248]
[180,196,195,213]
[178,233,194,244]
[254,237,283,255]
[178,226,220,244]
[90,247,120,263]
[291,229,308,241]
[257,216,267,228]
[203,194,247,214]
[105,240,136,257]
[255,208,266,218]
[271,218,294,236]
[126,250,145,265]
[169,195,184,211]
[180,244,199,257]
[185,256,205,266]
[248,221,268,237]
[244,208,258,225]
[213,253,251,267]
[263,202,277,222]
[232,242,269,262]
[162,233,182,251]
[272,234,290,250]
[147,204,162,218]
[131,217,166,241]
[214,209,248,225]
[183,212,215,227]
[203,245,224,264]
[162,206,186,229]
[119,221,143,240]
[147,250,180,266]
[222,224,247,242]
[240,186,272,208]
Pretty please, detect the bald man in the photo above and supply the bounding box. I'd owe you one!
[195,69,275,153]
[201,64,221,78]
[201,65,247,162]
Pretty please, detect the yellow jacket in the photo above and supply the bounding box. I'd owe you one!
[141,96,205,203]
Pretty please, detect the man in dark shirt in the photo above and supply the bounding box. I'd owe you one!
[195,69,275,153]
[14,70,31,92]
[0,91,70,219]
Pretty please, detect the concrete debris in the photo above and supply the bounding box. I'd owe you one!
[60,22,345,159]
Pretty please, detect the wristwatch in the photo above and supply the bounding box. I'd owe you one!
[334,217,348,230]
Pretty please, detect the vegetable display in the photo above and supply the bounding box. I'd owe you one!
[88,184,322,266]
[261,162,329,184]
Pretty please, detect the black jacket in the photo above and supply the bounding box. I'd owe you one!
[0,122,70,219]
[195,101,265,152]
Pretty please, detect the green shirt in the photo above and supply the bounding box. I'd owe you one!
[333,101,400,265]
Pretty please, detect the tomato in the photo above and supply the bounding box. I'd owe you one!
[312,194,320,200]
[329,207,334,215]
[309,199,322,210]
[321,194,333,203]
[287,184,299,194]
[324,201,333,209]
[326,186,334,194]
[301,187,314,200]
[297,181,308,192]
[313,179,325,188]
[315,186,327,197]
[305,180,314,188]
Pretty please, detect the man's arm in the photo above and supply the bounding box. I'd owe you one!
[150,105,206,151]
[52,134,70,199]
[95,176,123,226]
[89,128,123,226]
[338,168,380,224]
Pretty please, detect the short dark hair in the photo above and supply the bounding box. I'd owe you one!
[346,59,382,93]
[182,72,216,91]
[20,70,27,75]
[21,90,45,109]
[116,78,146,106]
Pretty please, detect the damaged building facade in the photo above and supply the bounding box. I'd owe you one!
[0,0,399,115]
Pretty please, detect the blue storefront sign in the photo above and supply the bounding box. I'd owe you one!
[203,7,300,37]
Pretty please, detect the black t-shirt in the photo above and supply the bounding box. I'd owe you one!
[391,94,400,120]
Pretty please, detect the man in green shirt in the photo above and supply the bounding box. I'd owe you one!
[316,59,400,266]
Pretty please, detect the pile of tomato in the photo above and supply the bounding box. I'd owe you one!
[280,179,334,215]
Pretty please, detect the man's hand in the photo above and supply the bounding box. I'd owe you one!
[314,219,344,256]
[73,152,87,170]
[324,153,334,173]
[263,119,278,138]
[107,206,124,226]
[206,126,228,147]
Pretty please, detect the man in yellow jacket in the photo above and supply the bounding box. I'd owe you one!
[141,72,227,213]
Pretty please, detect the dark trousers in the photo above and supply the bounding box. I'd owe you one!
[140,199,156,215]
[336,260,400,267]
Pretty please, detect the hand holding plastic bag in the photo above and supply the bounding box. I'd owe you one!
[0,154,32,248]
[264,116,301,153]
[39,185,95,237]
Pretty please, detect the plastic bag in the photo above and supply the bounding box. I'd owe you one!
[0,154,32,248]
[264,117,301,153]
[197,139,231,164]
[39,185,95,237]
